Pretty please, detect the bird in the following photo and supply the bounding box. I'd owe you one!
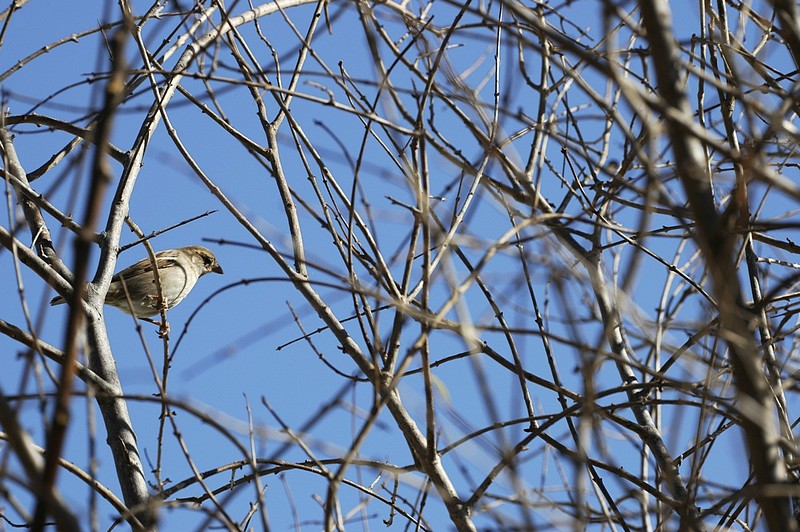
[50,245,223,318]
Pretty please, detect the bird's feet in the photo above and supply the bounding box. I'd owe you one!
[140,317,170,337]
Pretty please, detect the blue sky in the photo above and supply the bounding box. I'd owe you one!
[1,0,793,529]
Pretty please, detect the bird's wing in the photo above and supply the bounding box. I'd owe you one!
[111,254,182,282]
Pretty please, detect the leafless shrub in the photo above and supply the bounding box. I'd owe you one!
[2,0,800,530]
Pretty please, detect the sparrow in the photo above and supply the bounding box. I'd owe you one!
[50,245,223,318]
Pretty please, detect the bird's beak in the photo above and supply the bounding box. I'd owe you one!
[212,264,224,274]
